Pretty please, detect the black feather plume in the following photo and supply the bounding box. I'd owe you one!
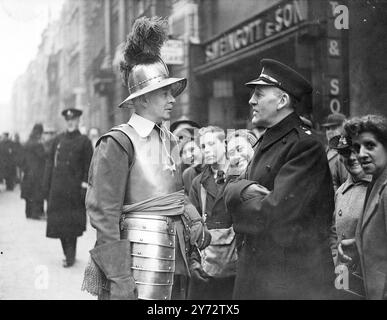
[125,17,168,66]
[120,16,168,87]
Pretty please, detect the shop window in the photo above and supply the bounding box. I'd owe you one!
[213,78,233,98]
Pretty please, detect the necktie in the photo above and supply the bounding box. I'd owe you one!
[216,170,225,184]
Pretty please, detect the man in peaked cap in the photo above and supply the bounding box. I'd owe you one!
[61,108,82,119]
[224,58,335,299]
[82,17,210,300]
[44,107,93,268]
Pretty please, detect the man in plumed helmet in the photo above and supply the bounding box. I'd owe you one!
[82,17,210,300]
[224,59,335,299]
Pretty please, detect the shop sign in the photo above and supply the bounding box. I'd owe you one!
[161,39,184,65]
[324,1,348,116]
[205,0,308,63]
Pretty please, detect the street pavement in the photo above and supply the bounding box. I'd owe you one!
[0,183,96,300]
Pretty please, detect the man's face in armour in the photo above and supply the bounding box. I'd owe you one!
[144,86,176,123]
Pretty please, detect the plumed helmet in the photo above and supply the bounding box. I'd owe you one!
[118,17,186,107]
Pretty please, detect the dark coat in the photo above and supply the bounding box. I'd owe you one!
[224,112,335,299]
[0,139,17,179]
[190,165,232,229]
[44,130,93,238]
[327,148,348,192]
[20,139,46,201]
[188,165,236,300]
[356,166,387,300]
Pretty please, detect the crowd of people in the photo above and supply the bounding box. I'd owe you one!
[0,116,100,267]
[2,16,387,300]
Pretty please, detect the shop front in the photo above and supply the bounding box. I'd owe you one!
[192,0,349,130]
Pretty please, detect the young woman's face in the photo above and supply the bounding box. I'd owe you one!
[199,132,226,165]
[339,150,365,180]
[352,131,387,178]
[227,136,254,173]
[182,141,202,165]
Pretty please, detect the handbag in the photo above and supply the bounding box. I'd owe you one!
[198,184,238,278]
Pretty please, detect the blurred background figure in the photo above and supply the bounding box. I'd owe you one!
[321,112,348,191]
[0,132,17,190]
[42,127,57,156]
[44,108,93,268]
[0,133,5,188]
[12,133,23,184]
[171,118,200,146]
[328,134,371,299]
[20,124,46,220]
[79,126,88,135]
[171,118,202,195]
[181,137,203,195]
[88,127,100,150]
[340,115,387,300]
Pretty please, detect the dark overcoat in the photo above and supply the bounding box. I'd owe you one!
[44,130,93,238]
[356,166,387,300]
[0,139,16,181]
[20,140,46,201]
[224,113,335,299]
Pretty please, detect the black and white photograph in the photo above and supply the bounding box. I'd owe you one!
[1,0,387,305]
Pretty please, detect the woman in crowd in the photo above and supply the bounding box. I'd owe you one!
[329,134,371,299]
[226,129,256,178]
[339,115,387,300]
[20,123,46,220]
[181,138,203,195]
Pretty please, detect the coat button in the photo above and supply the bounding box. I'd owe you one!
[338,209,342,217]
[282,138,287,144]
[266,165,271,171]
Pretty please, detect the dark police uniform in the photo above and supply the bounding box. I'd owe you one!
[44,108,93,267]
[224,59,335,299]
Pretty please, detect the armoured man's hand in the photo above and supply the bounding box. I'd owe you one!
[189,254,210,283]
[90,240,138,300]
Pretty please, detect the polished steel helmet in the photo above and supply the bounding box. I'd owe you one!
[118,59,187,107]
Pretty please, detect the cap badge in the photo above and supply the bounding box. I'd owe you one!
[339,136,348,146]
[259,70,280,85]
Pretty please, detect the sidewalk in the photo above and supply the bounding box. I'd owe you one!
[0,184,96,300]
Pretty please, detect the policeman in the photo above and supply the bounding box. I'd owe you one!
[224,59,335,299]
[44,108,93,267]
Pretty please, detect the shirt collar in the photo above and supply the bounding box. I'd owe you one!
[128,113,156,138]
[341,174,372,194]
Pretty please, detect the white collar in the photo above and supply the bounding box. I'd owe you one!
[128,113,156,138]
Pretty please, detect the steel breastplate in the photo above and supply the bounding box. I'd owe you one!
[123,125,182,204]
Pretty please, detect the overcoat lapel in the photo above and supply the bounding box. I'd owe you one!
[360,166,387,232]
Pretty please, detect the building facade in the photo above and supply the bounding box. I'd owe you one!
[11,0,387,141]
